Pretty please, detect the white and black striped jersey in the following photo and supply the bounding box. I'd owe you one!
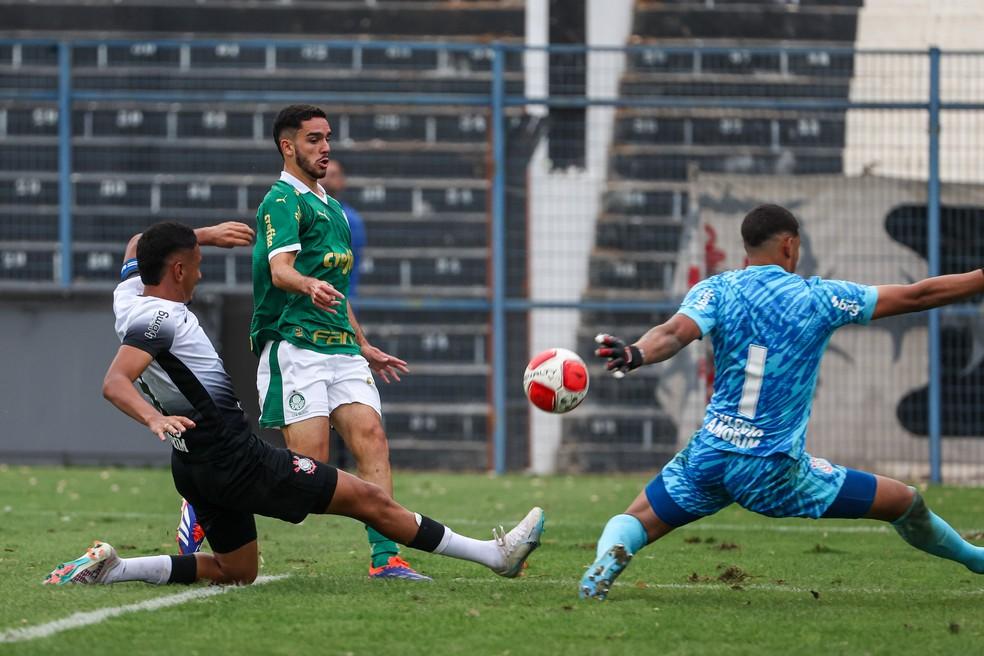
[113,276,250,444]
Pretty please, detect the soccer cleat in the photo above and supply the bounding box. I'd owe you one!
[491,506,545,578]
[176,499,205,555]
[579,543,632,600]
[43,541,119,585]
[368,556,433,581]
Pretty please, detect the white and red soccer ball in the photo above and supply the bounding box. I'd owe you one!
[523,347,589,413]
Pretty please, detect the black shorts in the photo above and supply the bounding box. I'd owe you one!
[170,432,338,554]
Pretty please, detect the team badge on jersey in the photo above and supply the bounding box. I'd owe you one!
[293,456,317,475]
[810,457,834,474]
[288,391,306,412]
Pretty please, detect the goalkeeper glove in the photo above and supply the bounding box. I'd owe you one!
[594,333,644,378]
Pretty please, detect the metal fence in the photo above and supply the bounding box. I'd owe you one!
[2,39,983,481]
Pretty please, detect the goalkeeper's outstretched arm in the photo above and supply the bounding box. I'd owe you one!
[595,313,702,376]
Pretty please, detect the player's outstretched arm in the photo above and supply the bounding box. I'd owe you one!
[121,222,254,265]
[195,221,255,248]
[269,251,344,314]
[102,345,196,441]
[872,269,984,320]
[595,313,702,376]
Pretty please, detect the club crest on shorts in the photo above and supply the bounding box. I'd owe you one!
[810,456,834,474]
[287,391,306,412]
[292,455,317,475]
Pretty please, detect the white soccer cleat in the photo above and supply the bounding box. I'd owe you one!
[490,507,545,578]
[43,541,120,585]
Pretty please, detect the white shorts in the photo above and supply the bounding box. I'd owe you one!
[256,340,382,428]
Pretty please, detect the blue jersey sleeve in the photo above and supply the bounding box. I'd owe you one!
[813,278,879,329]
[677,278,718,337]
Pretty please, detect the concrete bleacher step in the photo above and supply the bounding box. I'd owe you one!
[68,70,524,97]
[1,2,526,39]
[5,104,494,145]
[620,74,851,100]
[360,218,487,249]
[384,403,488,444]
[648,0,862,7]
[587,249,677,292]
[365,325,489,365]
[375,371,487,405]
[614,109,847,150]
[633,3,860,42]
[359,248,488,289]
[595,216,683,253]
[555,442,677,473]
[76,144,484,177]
[627,46,855,79]
[603,184,688,217]
[611,149,842,181]
[561,410,678,447]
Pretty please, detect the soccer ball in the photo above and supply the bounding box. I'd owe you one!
[523,348,589,413]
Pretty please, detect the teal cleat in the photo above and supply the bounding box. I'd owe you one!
[43,541,119,585]
[579,544,632,600]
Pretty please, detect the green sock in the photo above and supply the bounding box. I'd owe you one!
[366,525,400,568]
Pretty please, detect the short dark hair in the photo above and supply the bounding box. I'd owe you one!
[741,204,800,248]
[272,104,327,156]
[137,222,198,285]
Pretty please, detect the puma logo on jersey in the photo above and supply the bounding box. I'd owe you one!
[275,194,288,204]
[316,210,328,220]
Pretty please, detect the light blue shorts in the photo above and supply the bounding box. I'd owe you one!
[645,436,874,526]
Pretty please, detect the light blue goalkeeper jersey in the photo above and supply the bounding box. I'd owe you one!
[677,265,879,459]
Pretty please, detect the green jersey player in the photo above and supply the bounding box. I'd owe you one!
[250,105,423,580]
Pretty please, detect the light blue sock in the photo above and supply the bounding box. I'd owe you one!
[892,488,984,574]
[595,514,648,560]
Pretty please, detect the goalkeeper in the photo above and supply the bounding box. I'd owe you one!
[582,203,984,600]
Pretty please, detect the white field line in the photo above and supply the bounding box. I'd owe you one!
[0,574,288,644]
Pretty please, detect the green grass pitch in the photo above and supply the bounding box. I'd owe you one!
[2,464,983,654]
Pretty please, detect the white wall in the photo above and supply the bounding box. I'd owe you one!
[527,0,635,473]
[846,0,984,183]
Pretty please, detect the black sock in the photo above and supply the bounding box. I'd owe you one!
[407,515,447,552]
[167,554,198,584]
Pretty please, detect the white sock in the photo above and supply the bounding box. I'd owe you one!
[103,555,173,585]
[433,530,503,570]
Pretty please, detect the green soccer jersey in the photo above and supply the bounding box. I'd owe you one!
[250,172,359,357]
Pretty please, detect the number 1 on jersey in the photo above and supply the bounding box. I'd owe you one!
[738,344,767,419]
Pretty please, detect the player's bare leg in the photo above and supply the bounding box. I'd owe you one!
[330,402,427,579]
[330,403,393,495]
[580,488,678,600]
[43,541,253,586]
[196,541,258,584]
[323,469,544,578]
[282,416,331,463]
[867,474,984,573]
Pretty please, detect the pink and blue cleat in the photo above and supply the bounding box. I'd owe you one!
[43,541,119,585]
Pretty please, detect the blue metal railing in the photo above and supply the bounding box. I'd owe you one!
[1,39,973,477]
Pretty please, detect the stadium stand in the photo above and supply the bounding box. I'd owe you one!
[0,0,527,470]
[558,0,862,472]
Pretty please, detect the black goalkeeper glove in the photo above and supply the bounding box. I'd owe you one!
[594,333,645,378]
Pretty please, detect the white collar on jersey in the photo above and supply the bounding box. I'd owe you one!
[279,170,328,203]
